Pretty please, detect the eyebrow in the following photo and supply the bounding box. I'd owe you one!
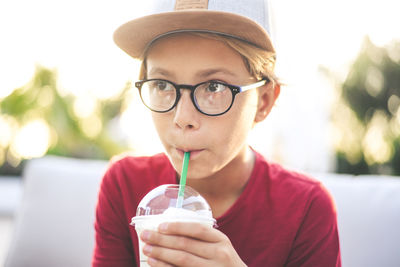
[147,67,237,80]
[147,67,174,78]
[196,68,237,79]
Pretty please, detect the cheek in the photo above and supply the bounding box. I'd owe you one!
[230,93,259,128]
[151,113,171,141]
[213,96,258,148]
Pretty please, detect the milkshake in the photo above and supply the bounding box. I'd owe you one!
[131,184,215,267]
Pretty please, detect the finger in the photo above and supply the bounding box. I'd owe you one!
[144,244,210,267]
[141,230,213,259]
[141,231,215,258]
[146,256,174,267]
[158,222,225,243]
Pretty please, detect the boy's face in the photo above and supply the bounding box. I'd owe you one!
[146,34,275,180]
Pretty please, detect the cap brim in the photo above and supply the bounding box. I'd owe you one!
[114,10,275,59]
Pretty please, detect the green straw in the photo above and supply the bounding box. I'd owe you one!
[176,152,190,208]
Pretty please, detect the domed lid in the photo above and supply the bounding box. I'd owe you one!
[135,184,213,219]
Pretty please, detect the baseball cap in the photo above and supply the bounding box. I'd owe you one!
[113,0,275,59]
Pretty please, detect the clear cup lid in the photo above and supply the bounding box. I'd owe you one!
[134,184,214,219]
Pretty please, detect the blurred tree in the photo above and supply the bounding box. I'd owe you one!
[0,66,130,175]
[332,37,400,175]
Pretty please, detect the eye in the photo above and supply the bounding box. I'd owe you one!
[155,80,168,90]
[206,82,227,93]
[149,80,173,91]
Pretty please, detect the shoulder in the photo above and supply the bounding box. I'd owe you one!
[105,153,170,179]
[108,153,170,173]
[100,153,173,195]
[247,152,341,265]
[254,151,336,212]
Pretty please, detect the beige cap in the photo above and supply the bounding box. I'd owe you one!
[114,0,275,59]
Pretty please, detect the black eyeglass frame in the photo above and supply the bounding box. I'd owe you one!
[134,78,269,116]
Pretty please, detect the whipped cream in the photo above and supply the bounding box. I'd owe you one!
[162,207,202,217]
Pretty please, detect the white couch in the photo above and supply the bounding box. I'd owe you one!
[3,156,400,267]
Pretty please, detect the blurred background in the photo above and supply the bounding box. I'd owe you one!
[1,0,400,176]
[1,0,400,265]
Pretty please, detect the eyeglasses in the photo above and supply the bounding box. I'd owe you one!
[134,78,268,116]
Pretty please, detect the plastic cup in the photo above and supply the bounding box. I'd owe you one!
[131,184,215,267]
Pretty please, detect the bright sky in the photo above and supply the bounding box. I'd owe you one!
[1,0,399,172]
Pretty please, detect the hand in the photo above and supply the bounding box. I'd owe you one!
[140,222,247,267]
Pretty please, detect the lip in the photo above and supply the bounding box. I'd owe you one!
[176,148,204,160]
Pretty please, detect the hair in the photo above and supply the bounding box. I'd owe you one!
[138,32,279,85]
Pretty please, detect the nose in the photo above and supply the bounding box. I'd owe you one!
[173,90,200,130]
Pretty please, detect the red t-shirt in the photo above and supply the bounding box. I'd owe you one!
[93,152,341,266]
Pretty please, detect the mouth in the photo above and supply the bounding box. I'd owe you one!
[175,148,205,159]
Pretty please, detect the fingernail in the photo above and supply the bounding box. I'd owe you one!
[141,230,150,241]
[159,222,168,232]
[148,257,157,265]
[143,244,152,255]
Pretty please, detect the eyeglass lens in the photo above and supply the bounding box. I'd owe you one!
[139,80,233,115]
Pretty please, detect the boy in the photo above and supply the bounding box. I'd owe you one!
[93,1,341,266]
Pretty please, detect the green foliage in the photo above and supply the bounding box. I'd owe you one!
[0,66,130,175]
[334,37,400,175]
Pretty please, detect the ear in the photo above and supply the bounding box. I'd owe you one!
[254,82,280,123]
